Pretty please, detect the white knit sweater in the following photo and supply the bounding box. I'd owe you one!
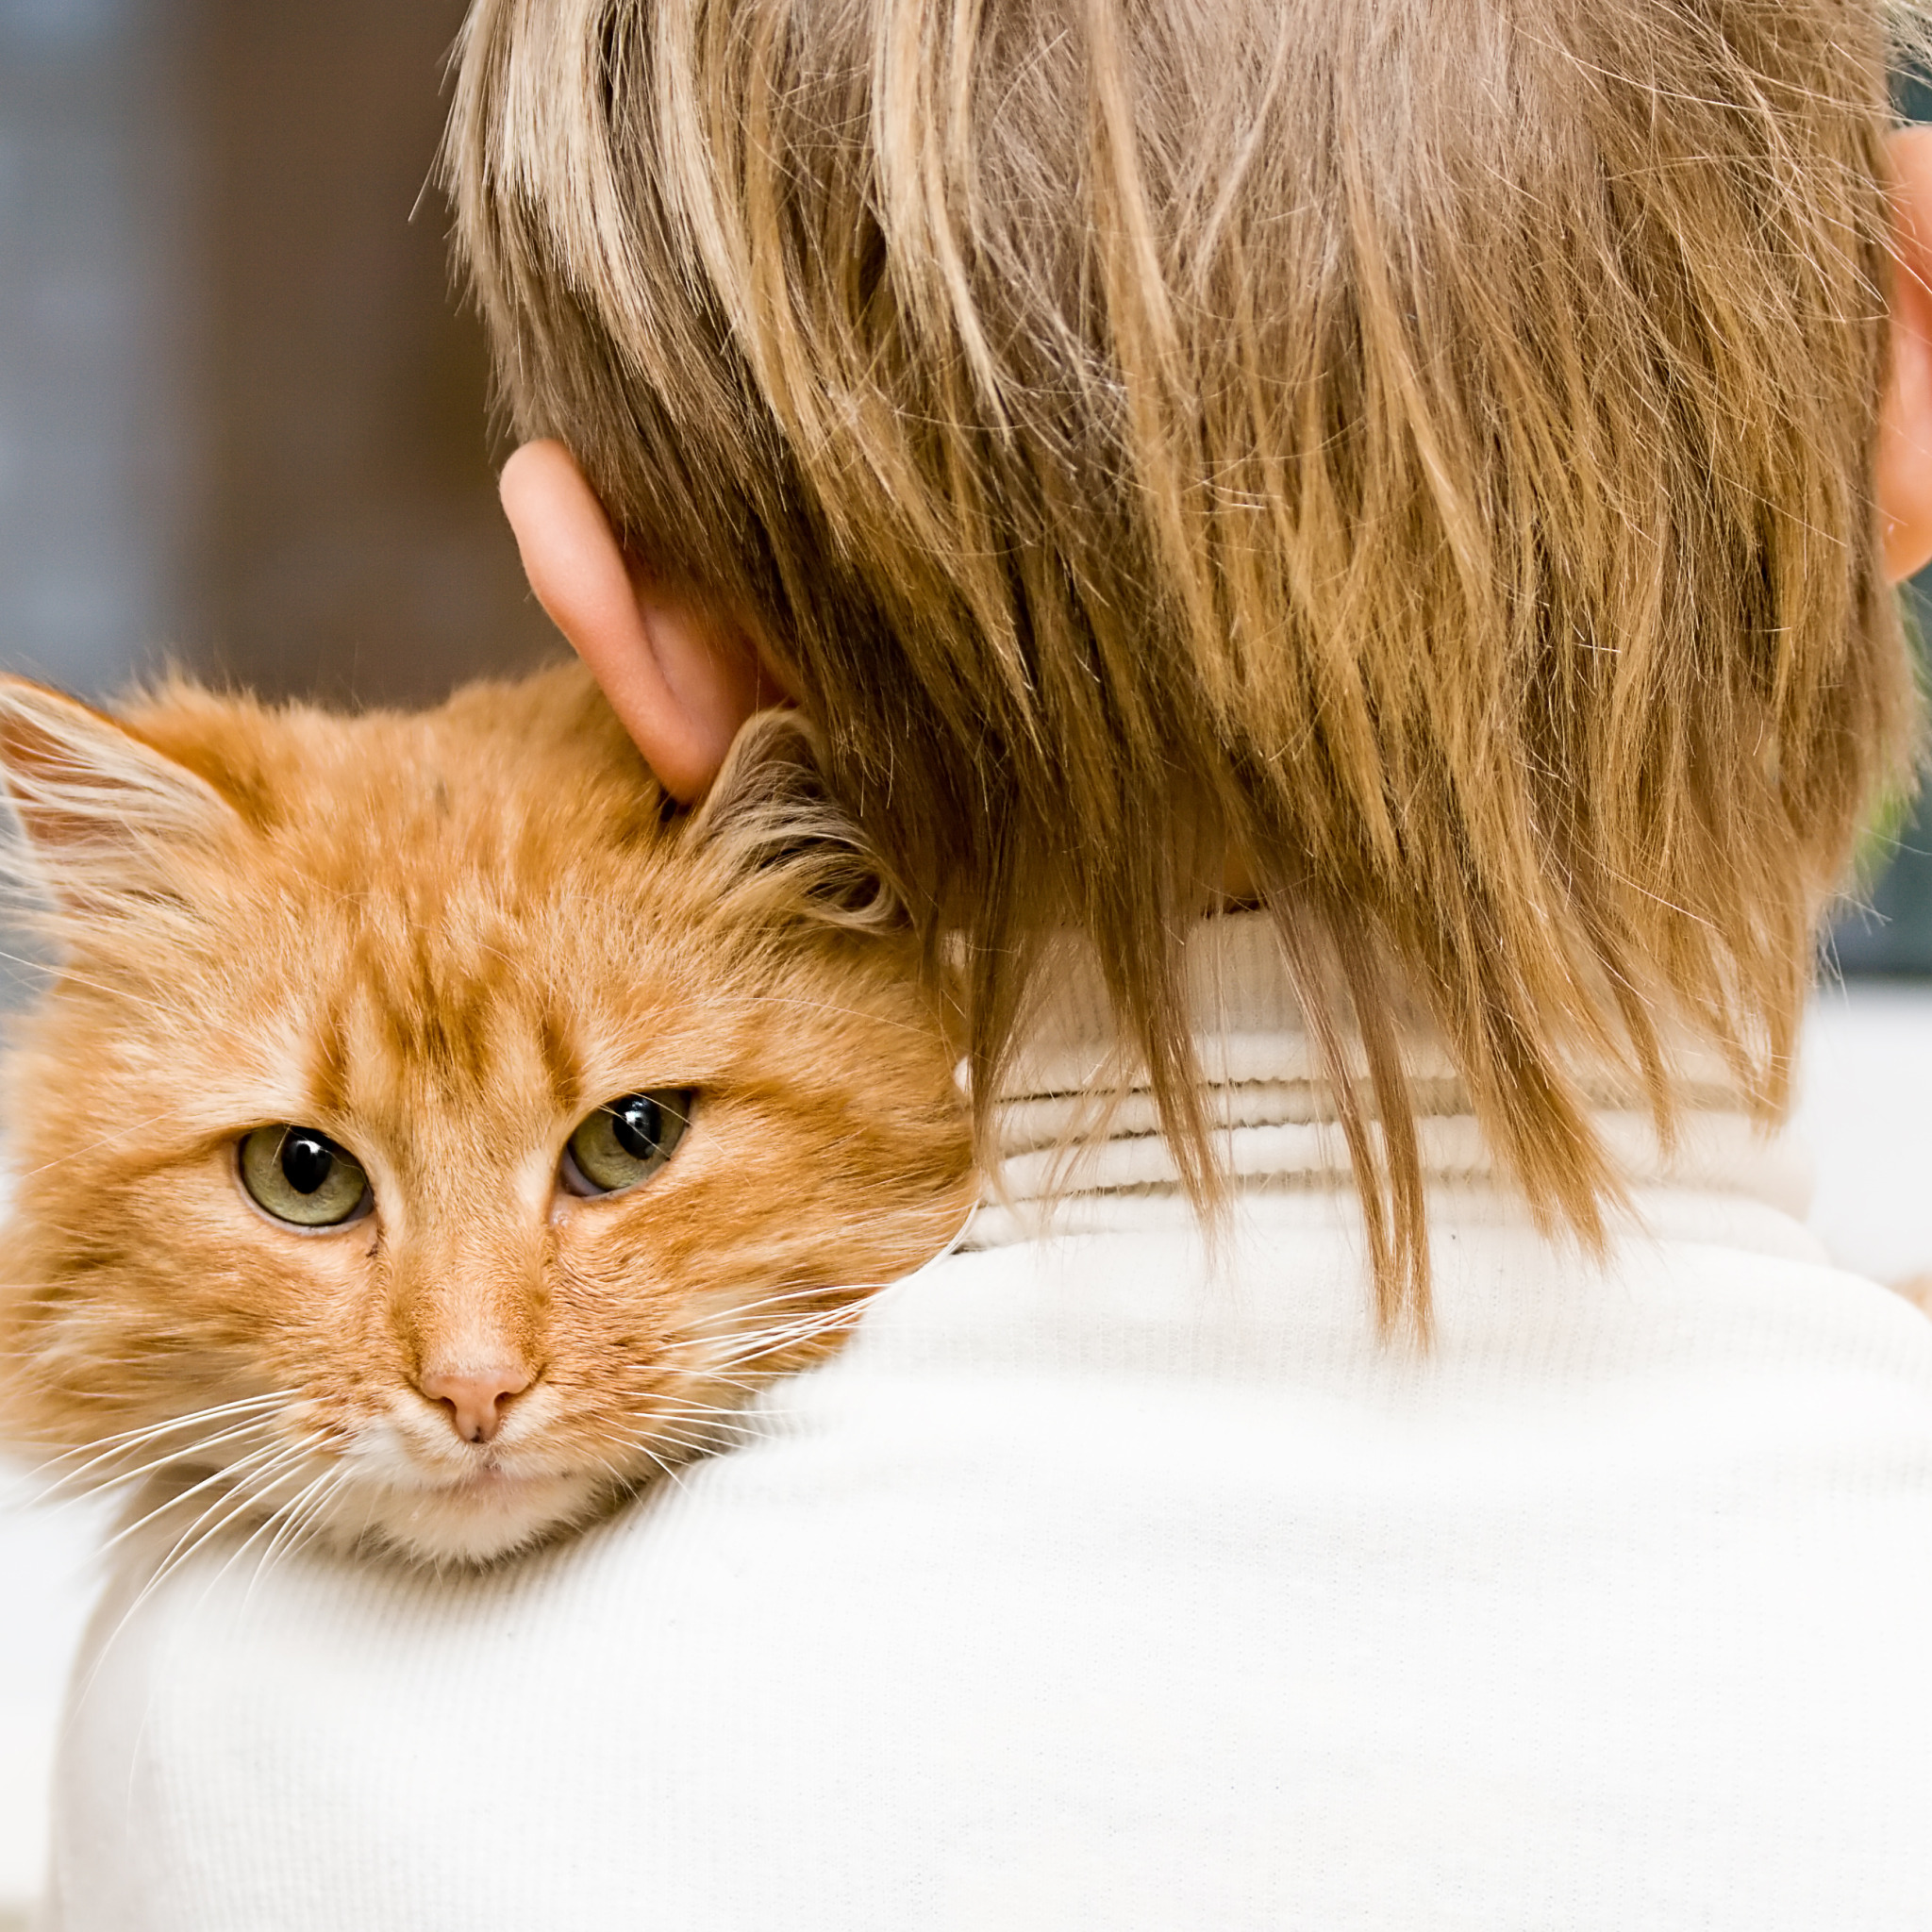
[42,918,1932,1930]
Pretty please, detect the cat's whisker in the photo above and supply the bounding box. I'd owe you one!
[75,1440,326,1687]
[633,1396,806,1441]
[190,1504,308,1628]
[626,1427,715,1459]
[583,1451,646,1505]
[82,1412,293,1470]
[46,1391,293,1453]
[92,1438,313,1566]
[8,1406,274,1475]
[695,1309,874,1368]
[601,1415,698,1451]
[672,1313,857,1355]
[9,1104,206,1184]
[176,1453,355,1629]
[0,1350,225,1376]
[35,1447,283,1514]
[159,1441,339,1594]
[0,946,174,1017]
[90,1422,302,1495]
[34,1396,294,1480]
[674,1279,879,1326]
[699,1306,858,1352]
[92,1456,290,1565]
[689,1299,865,1342]
[225,1435,333,1509]
[40,1415,290,1500]
[240,1464,351,1608]
[109,1455,329,1663]
[641,1392,774,1418]
[282,1469,358,1568]
[691,1367,773,1398]
[628,1440,694,1494]
[72,1488,271,1709]
[584,1424,725,1468]
[697,1350,841,1382]
[671,1272,916,1346]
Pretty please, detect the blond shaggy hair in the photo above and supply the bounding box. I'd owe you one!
[447,0,1924,1327]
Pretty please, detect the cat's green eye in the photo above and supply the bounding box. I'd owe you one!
[561,1090,694,1197]
[238,1125,372,1229]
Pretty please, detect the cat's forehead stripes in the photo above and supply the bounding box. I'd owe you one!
[305,997,354,1124]
[367,928,518,1094]
[532,1000,584,1120]
[238,796,708,1160]
[325,924,581,1125]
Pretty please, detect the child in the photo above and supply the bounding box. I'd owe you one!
[42,2,1932,1924]
[461,0,1932,1326]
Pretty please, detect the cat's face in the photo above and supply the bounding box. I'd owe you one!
[0,667,974,1564]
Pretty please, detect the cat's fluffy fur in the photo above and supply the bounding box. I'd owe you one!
[0,664,974,1565]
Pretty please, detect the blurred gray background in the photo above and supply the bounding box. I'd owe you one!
[0,0,555,718]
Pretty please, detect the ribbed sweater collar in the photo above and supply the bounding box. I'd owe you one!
[974,911,1812,1248]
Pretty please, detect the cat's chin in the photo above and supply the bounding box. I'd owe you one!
[343,1466,614,1569]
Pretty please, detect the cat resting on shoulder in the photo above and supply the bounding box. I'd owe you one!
[0,664,974,1566]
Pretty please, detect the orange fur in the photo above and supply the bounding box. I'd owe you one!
[0,664,974,1565]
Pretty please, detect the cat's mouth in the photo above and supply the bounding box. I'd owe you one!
[333,1442,611,1566]
[425,1453,586,1515]
[443,1457,524,1489]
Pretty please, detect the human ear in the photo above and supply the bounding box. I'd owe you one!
[497,440,774,802]
[1879,127,1932,583]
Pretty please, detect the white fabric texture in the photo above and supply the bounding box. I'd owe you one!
[42,916,1932,1930]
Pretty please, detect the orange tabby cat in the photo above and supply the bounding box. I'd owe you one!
[0,664,974,1566]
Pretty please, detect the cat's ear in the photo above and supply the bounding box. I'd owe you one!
[0,677,239,908]
[689,709,905,930]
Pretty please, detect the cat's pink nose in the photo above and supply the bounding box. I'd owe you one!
[417,1366,534,1445]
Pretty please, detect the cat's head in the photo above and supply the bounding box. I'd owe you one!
[0,664,974,1564]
